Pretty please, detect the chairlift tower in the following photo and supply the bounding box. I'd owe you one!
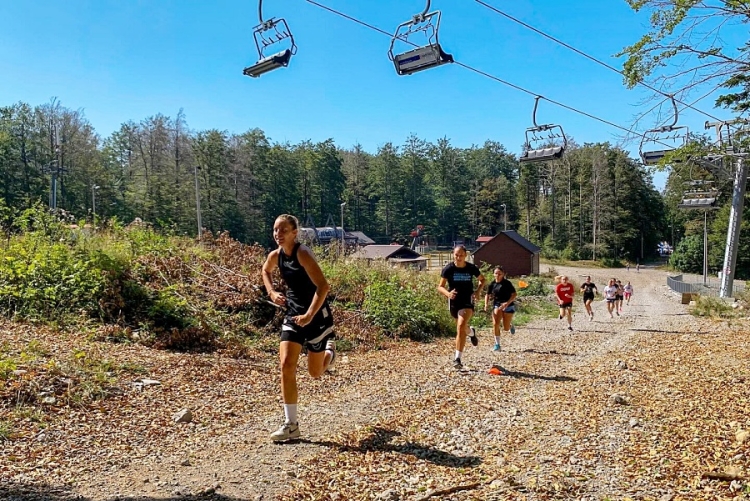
[704,118,750,298]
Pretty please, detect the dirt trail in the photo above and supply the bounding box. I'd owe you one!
[6,264,734,500]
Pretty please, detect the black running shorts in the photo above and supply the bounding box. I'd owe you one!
[280,303,335,352]
[583,293,594,303]
[449,298,474,319]
[559,302,573,309]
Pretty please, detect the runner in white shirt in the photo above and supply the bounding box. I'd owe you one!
[623,281,634,305]
[603,278,618,319]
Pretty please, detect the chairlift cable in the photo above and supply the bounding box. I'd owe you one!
[473,0,724,123]
[303,0,679,150]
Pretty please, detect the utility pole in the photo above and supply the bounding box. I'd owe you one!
[194,164,203,238]
[92,185,100,229]
[501,203,507,232]
[703,210,708,286]
[340,202,346,255]
[43,122,65,209]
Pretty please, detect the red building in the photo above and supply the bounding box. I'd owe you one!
[472,231,541,276]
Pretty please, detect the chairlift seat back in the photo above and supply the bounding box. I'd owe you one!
[243,48,292,78]
[520,146,564,163]
[393,43,453,75]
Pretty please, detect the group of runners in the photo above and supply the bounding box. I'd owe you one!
[262,217,635,441]
[558,275,634,323]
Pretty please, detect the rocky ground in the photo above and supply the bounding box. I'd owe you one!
[1,265,749,500]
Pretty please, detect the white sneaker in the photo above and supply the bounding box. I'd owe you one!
[325,339,336,370]
[270,421,300,441]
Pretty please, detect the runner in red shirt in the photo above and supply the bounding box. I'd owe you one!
[555,275,575,331]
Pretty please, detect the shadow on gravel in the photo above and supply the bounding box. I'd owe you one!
[630,328,694,334]
[520,348,576,356]
[287,427,481,468]
[1,483,242,501]
[491,365,577,382]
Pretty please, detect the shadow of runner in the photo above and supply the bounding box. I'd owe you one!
[519,348,577,356]
[0,483,245,501]
[491,364,577,382]
[282,427,481,468]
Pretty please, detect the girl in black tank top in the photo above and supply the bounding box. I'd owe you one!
[262,214,336,442]
[278,243,320,317]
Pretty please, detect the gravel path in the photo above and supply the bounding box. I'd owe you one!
[6,264,741,500]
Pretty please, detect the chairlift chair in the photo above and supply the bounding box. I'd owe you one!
[678,170,719,209]
[639,96,689,165]
[388,0,453,75]
[243,0,297,78]
[519,97,568,163]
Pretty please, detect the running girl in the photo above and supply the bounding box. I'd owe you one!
[438,245,485,369]
[484,266,517,352]
[623,281,634,305]
[580,276,598,321]
[615,279,624,314]
[262,214,336,442]
[603,278,618,318]
[555,275,575,331]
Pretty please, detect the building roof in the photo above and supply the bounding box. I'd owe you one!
[352,245,423,260]
[503,230,541,253]
[348,231,376,245]
[476,236,494,243]
[472,230,540,254]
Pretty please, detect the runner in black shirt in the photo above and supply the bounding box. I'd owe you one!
[262,214,336,442]
[438,245,485,369]
[580,276,598,321]
[484,266,517,352]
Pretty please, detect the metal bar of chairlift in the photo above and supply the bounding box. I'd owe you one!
[519,96,567,163]
[639,95,689,165]
[243,0,297,78]
[388,1,453,76]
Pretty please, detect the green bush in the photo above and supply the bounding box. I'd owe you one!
[363,275,446,341]
[0,237,110,319]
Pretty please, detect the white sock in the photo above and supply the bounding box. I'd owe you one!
[455,350,463,360]
[283,404,298,424]
[494,336,501,344]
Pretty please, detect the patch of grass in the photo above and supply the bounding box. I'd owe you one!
[0,420,12,441]
[513,298,559,326]
[690,296,734,318]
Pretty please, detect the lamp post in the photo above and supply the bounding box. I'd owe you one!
[194,165,202,239]
[340,202,346,255]
[500,203,507,232]
[92,185,100,229]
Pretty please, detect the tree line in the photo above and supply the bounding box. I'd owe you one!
[1,99,671,263]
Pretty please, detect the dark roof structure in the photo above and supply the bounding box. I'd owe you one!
[352,245,424,261]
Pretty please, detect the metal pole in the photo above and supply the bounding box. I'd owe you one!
[340,202,346,254]
[703,210,707,286]
[92,185,99,229]
[194,165,202,238]
[720,157,747,298]
[501,203,507,231]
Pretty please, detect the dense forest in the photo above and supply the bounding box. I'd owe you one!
[0,99,673,262]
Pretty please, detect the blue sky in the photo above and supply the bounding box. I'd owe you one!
[0,0,739,191]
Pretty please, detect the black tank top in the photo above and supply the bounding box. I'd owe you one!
[278,243,318,316]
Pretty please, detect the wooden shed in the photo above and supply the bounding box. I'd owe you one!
[472,231,541,276]
[351,245,428,271]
